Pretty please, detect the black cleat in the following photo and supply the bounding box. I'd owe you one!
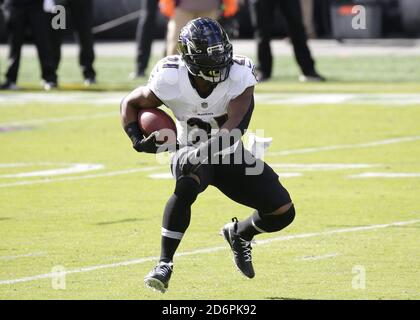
[0,81,18,90]
[221,217,255,279]
[144,261,173,293]
[84,77,97,86]
[43,81,58,91]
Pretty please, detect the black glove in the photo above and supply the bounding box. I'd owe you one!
[124,121,158,154]
[133,132,160,154]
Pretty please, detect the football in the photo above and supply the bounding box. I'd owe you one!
[138,108,177,144]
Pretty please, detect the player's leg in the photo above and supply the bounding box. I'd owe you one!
[215,150,295,277]
[235,191,295,242]
[69,0,96,82]
[197,8,219,21]
[160,148,213,264]
[279,0,318,78]
[249,0,276,80]
[135,0,158,76]
[159,175,200,264]
[29,8,57,85]
[217,153,294,239]
[144,148,213,292]
[3,6,26,86]
[144,175,200,293]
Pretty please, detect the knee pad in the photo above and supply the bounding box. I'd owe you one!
[174,176,200,205]
[255,205,296,233]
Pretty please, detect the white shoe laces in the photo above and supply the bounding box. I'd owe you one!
[155,262,173,277]
[238,238,253,262]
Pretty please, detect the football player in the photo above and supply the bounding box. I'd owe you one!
[120,18,295,293]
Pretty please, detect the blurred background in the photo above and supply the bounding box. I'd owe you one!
[1,0,419,90]
[1,0,420,43]
[0,0,420,301]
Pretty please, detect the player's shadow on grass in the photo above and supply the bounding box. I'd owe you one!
[95,218,143,226]
[0,217,11,221]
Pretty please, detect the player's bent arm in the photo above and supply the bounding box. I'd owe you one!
[222,86,255,134]
[120,86,162,127]
[186,87,254,165]
[120,86,162,153]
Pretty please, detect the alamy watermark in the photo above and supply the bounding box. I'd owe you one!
[352,265,366,290]
[49,5,67,30]
[154,128,271,176]
[51,265,66,290]
[352,5,367,30]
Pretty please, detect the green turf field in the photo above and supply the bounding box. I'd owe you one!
[0,54,419,299]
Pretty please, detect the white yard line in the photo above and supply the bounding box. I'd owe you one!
[267,135,420,157]
[148,172,174,180]
[0,167,164,188]
[0,163,104,178]
[0,252,46,261]
[0,112,117,127]
[0,92,124,106]
[1,134,418,188]
[299,253,340,261]
[270,163,378,171]
[255,93,420,106]
[2,93,420,107]
[1,218,419,286]
[349,172,420,178]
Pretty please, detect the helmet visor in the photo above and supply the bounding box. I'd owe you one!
[184,44,233,83]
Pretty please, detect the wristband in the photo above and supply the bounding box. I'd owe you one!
[124,122,144,145]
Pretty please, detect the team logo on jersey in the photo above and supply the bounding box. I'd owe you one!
[201,102,209,109]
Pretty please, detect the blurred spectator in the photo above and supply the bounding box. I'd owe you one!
[0,1,5,40]
[160,0,238,56]
[0,0,57,90]
[50,0,96,86]
[300,0,316,38]
[131,0,159,79]
[249,0,325,82]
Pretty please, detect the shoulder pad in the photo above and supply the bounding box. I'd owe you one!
[148,56,182,101]
[229,55,256,82]
[160,55,181,85]
[228,55,258,98]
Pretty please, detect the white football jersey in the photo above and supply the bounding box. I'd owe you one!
[147,54,258,147]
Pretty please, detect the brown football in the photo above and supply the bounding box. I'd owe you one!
[138,108,177,144]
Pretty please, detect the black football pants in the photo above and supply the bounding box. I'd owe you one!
[171,147,292,214]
